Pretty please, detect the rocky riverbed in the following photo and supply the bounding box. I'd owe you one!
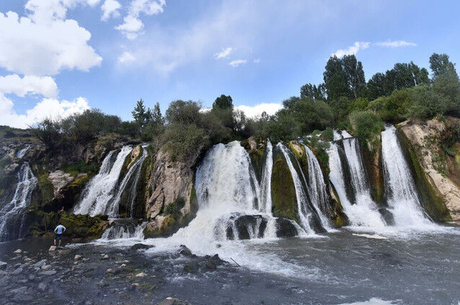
[0,237,227,305]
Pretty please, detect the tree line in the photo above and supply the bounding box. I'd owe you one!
[33,52,460,161]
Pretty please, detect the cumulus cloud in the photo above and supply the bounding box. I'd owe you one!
[214,47,233,59]
[101,0,121,21]
[0,75,58,98]
[229,59,247,67]
[235,103,282,118]
[375,40,417,48]
[0,11,102,75]
[118,51,136,63]
[0,94,90,129]
[332,41,370,58]
[116,0,166,39]
[25,0,101,24]
[115,15,144,39]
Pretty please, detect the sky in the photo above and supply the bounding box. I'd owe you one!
[0,0,459,129]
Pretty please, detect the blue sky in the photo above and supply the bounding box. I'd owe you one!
[0,0,459,128]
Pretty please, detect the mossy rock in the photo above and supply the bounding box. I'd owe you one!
[271,153,298,222]
[398,130,451,222]
[361,139,384,205]
[242,137,266,180]
[58,212,109,239]
[37,170,54,205]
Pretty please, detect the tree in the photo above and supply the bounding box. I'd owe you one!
[323,56,350,101]
[165,100,201,125]
[429,53,460,114]
[213,94,233,110]
[132,99,150,129]
[32,119,62,152]
[300,83,326,100]
[343,55,366,99]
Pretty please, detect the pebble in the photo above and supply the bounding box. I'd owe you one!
[41,264,51,270]
[135,272,146,278]
[11,267,23,275]
[74,255,82,261]
[38,282,48,292]
[41,270,57,276]
[49,246,57,252]
[13,249,22,254]
[101,254,109,260]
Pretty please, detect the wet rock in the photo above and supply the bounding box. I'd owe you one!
[0,261,7,270]
[158,297,189,305]
[179,245,192,257]
[97,279,109,287]
[205,254,225,270]
[275,218,298,238]
[183,263,197,273]
[11,267,23,275]
[232,215,267,240]
[101,254,109,260]
[38,282,48,292]
[34,259,47,269]
[13,249,22,254]
[130,243,153,251]
[74,255,82,261]
[41,264,52,270]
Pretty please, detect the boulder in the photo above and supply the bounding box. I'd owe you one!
[275,218,298,238]
[48,170,74,199]
[130,243,153,251]
[0,261,7,271]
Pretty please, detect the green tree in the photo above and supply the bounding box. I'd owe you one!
[132,99,150,130]
[213,94,233,110]
[430,53,460,114]
[343,55,366,99]
[300,83,326,100]
[324,56,350,101]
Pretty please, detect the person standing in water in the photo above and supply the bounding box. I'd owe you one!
[54,224,66,247]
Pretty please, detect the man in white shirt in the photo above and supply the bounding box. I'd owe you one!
[54,224,66,247]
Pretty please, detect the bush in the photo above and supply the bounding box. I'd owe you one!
[407,85,447,119]
[165,197,186,218]
[349,110,384,147]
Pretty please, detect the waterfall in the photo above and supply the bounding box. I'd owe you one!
[0,162,38,241]
[167,141,280,245]
[277,143,319,234]
[259,140,273,214]
[74,146,132,217]
[381,125,431,227]
[328,142,386,228]
[302,144,332,230]
[106,146,148,218]
[100,221,146,240]
[16,145,31,159]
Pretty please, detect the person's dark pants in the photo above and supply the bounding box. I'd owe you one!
[55,233,62,240]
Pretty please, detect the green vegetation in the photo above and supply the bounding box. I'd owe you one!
[271,154,298,221]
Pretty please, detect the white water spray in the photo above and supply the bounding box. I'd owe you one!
[0,162,38,241]
[328,142,386,228]
[74,146,132,217]
[278,143,316,234]
[381,125,432,227]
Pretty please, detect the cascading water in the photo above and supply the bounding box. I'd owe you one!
[100,221,146,240]
[106,146,148,218]
[381,125,432,227]
[259,140,273,214]
[278,143,321,234]
[0,162,38,241]
[74,146,132,217]
[166,141,278,246]
[16,145,31,159]
[302,144,332,230]
[328,141,386,228]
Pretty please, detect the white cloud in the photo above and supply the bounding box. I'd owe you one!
[115,15,144,39]
[118,51,136,63]
[25,0,101,24]
[101,0,121,21]
[0,94,89,129]
[214,47,233,59]
[129,0,166,17]
[116,0,166,39]
[375,40,417,48]
[235,103,281,118]
[0,75,58,98]
[332,41,370,58]
[229,59,247,67]
[0,11,102,76]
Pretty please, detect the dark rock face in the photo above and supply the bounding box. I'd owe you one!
[231,215,267,240]
[275,218,298,238]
